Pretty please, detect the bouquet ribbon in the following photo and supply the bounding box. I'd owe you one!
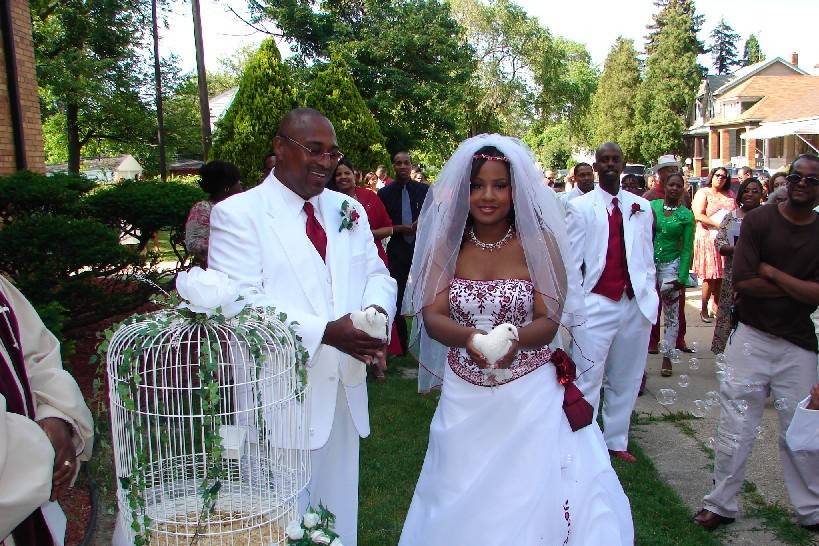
[551,349,594,432]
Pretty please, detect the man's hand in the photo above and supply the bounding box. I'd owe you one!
[393,224,412,235]
[808,383,819,411]
[323,314,384,364]
[494,340,520,369]
[39,417,75,501]
[758,262,778,282]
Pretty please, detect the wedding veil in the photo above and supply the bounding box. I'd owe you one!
[403,134,587,392]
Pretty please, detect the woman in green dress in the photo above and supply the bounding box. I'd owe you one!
[651,173,695,377]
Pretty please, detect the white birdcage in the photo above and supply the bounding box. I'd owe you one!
[107,303,310,546]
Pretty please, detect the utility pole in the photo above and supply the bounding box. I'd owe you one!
[192,0,212,161]
[151,0,167,181]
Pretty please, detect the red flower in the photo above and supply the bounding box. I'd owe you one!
[351,209,360,222]
[551,349,576,385]
[630,202,644,219]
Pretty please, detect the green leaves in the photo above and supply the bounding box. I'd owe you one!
[709,18,741,76]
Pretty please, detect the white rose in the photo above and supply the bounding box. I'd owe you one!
[176,267,246,318]
[330,539,344,546]
[302,511,320,529]
[309,530,332,545]
[285,520,304,540]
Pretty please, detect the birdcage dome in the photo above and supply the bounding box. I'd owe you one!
[107,301,310,546]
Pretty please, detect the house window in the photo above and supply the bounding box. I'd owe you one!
[738,129,746,157]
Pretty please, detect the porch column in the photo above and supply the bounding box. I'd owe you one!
[709,130,720,170]
[719,129,730,166]
[693,137,704,176]
[746,135,757,169]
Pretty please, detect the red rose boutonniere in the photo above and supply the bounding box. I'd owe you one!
[630,202,644,219]
[339,200,360,232]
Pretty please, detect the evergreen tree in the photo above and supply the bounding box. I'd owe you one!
[644,0,705,57]
[636,4,702,163]
[742,34,765,66]
[710,18,740,75]
[211,39,297,186]
[299,58,390,172]
[590,37,642,162]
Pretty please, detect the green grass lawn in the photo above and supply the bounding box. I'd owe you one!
[358,358,721,546]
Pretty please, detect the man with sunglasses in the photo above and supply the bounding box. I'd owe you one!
[696,153,819,532]
[208,108,397,546]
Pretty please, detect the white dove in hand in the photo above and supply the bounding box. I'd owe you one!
[349,307,388,341]
[471,323,519,367]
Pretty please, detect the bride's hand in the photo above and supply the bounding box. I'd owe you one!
[465,330,491,369]
[495,340,520,369]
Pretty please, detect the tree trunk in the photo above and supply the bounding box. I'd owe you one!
[66,102,81,174]
[191,0,212,161]
[152,0,167,181]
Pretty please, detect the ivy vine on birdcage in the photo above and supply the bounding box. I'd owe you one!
[100,268,310,545]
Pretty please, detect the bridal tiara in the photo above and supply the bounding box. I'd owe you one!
[473,153,509,163]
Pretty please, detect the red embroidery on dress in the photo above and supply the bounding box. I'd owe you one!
[447,278,552,387]
[563,499,572,545]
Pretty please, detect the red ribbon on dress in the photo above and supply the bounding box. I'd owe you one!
[551,349,594,432]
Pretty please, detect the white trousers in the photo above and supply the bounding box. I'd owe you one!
[302,383,360,546]
[574,293,652,451]
[703,323,819,524]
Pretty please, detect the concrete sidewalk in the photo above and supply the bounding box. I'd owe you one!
[632,289,818,545]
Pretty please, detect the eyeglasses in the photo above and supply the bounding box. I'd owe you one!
[714,173,728,179]
[278,134,344,162]
[785,173,819,186]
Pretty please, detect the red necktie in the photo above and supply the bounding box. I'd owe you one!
[304,202,327,262]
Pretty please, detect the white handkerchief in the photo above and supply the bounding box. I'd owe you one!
[786,396,819,452]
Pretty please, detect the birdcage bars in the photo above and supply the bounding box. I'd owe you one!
[108,309,310,545]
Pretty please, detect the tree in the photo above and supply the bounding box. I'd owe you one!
[299,59,389,172]
[644,0,705,57]
[742,34,765,66]
[590,38,642,162]
[253,0,475,153]
[636,3,703,163]
[524,122,572,171]
[32,0,154,173]
[211,39,297,185]
[709,18,740,75]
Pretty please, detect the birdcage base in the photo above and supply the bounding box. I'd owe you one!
[148,510,286,546]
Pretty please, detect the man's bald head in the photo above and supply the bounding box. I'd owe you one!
[595,142,623,161]
[593,141,624,192]
[273,108,340,199]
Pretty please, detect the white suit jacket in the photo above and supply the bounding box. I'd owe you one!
[565,186,659,323]
[208,175,397,449]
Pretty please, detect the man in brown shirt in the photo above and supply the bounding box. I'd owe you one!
[696,153,819,532]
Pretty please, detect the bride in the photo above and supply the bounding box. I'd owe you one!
[398,135,633,545]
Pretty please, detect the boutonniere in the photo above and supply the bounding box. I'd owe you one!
[630,202,644,219]
[339,200,360,232]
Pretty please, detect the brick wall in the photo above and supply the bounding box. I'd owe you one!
[0,0,45,174]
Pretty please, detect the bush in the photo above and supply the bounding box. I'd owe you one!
[0,170,96,224]
[211,38,297,186]
[299,58,390,172]
[84,178,206,251]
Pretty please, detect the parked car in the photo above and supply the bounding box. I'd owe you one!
[623,164,646,176]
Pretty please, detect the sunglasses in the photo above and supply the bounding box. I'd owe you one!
[714,173,728,179]
[786,173,819,187]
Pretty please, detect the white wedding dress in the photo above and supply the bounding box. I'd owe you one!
[399,278,634,545]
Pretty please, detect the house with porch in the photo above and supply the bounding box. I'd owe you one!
[685,55,818,176]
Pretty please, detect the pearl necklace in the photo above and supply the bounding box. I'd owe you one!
[469,226,514,252]
[663,202,680,212]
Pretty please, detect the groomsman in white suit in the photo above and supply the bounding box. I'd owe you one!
[566,142,658,463]
[208,108,397,546]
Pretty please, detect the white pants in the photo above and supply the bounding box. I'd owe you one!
[302,383,360,546]
[574,293,652,451]
[703,323,819,524]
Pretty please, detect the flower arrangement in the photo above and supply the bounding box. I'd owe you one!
[629,202,644,219]
[286,504,344,546]
[338,200,360,232]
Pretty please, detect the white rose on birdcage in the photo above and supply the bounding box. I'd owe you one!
[302,511,320,529]
[286,519,305,540]
[309,530,332,544]
[176,266,246,318]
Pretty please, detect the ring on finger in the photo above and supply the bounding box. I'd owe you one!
[63,460,72,468]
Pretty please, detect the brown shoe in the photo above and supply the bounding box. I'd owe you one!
[693,508,735,531]
[608,450,637,464]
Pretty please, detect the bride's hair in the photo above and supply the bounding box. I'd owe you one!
[464,146,516,243]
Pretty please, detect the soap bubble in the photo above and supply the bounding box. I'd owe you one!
[754,426,764,439]
[706,390,720,406]
[716,370,728,383]
[742,342,753,356]
[689,341,700,353]
[733,400,749,415]
[688,357,700,370]
[692,400,707,418]
[715,353,727,365]
[657,340,669,354]
[678,374,690,388]
[774,398,790,411]
[716,361,727,372]
[657,388,677,406]
[707,437,715,449]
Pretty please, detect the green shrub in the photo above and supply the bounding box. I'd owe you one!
[84,178,205,251]
[211,38,297,186]
[299,58,390,172]
[0,170,96,224]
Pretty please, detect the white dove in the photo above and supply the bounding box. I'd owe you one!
[349,307,388,341]
[471,323,519,367]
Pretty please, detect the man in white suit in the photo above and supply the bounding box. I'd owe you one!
[208,108,397,546]
[567,142,658,463]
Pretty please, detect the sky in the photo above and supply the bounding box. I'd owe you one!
[162,0,819,77]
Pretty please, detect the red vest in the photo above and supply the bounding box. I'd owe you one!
[592,197,634,301]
